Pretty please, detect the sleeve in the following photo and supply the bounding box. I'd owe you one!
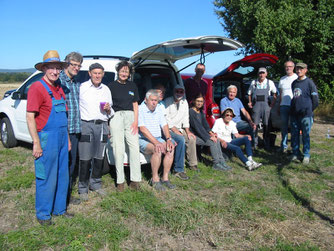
[132,81,140,102]
[237,98,244,110]
[181,100,190,128]
[202,112,211,132]
[247,81,255,95]
[220,98,227,111]
[309,80,319,111]
[159,109,167,128]
[27,82,44,113]
[211,119,219,134]
[270,80,277,94]
[107,87,114,116]
[231,121,238,134]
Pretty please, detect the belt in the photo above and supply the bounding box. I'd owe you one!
[82,119,105,124]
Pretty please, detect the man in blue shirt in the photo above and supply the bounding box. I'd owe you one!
[220,85,255,143]
[59,52,83,205]
[290,62,318,165]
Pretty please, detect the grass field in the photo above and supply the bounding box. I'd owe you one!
[1,120,334,250]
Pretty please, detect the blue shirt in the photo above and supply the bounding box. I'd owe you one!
[59,71,81,134]
[220,97,244,123]
[138,102,167,138]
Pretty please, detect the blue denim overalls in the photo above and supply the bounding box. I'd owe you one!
[35,79,69,220]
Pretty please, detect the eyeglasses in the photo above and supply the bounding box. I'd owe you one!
[69,62,82,68]
[175,90,184,94]
[119,70,130,74]
[225,114,233,117]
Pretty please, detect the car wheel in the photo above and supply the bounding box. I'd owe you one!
[0,117,18,148]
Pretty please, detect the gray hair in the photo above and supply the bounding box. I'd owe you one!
[145,89,159,99]
[65,52,83,63]
[284,61,295,67]
[227,85,238,92]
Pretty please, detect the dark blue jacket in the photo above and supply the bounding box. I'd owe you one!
[291,77,318,117]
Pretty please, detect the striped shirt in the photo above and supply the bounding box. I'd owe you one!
[138,102,167,138]
[59,71,81,134]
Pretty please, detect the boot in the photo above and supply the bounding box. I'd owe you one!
[78,160,91,194]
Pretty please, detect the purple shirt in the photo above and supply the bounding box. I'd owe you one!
[184,77,208,104]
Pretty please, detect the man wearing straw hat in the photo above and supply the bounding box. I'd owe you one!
[27,50,73,225]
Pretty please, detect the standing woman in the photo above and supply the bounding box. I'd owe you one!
[107,61,141,191]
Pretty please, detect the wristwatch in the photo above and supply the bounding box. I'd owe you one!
[166,137,172,141]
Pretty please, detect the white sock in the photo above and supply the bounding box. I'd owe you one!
[248,156,253,162]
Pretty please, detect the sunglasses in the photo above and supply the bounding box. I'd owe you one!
[224,114,233,117]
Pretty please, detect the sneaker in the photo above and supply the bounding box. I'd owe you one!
[290,155,299,163]
[302,157,310,165]
[188,165,199,171]
[161,180,176,189]
[37,219,54,226]
[129,181,140,190]
[251,161,262,170]
[117,183,125,192]
[94,189,107,197]
[69,197,81,205]
[151,180,166,191]
[79,193,88,201]
[220,162,232,171]
[174,172,190,180]
[54,212,74,219]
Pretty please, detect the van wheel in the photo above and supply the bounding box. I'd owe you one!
[0,117,17,148]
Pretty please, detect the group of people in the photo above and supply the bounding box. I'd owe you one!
[27,50,318,226]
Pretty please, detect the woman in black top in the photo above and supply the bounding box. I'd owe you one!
[189,93,231,171]
[107,61,141,191]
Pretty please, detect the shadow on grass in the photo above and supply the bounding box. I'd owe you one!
[257,148,334,225]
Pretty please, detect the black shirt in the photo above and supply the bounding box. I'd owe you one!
[107,80,139,112]
[189,108,211,142]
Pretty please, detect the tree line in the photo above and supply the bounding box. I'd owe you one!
[0,72,31,83]
[214,0,334,103]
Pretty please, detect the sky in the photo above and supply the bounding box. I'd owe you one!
[0,0,244,75]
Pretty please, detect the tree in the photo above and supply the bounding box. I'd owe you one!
[214,0,334,102]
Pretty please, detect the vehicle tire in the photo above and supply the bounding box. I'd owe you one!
[0,117,17,148]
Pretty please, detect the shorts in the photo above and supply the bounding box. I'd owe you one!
[139,137,165,153]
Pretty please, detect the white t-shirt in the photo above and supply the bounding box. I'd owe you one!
[278,73,298,106]
[212,118,238,143]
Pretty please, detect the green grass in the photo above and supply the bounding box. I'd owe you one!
[1,121,334,250]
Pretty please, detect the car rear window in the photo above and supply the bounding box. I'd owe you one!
[74,71,115,85]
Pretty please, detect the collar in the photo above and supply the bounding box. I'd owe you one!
[88,79,103,89]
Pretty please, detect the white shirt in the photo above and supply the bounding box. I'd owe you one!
[164,96,190,132]
[278,73,298,106]
[212,118,238,143]
[80,80,113,121]
[247,78,277,96]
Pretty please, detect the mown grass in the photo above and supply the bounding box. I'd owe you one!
[1,121,334,250]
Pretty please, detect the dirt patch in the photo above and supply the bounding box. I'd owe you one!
[0,83,21,100]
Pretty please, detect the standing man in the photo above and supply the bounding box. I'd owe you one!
[184,63,208,104]
[59,52,83,205]
[290,63,318,164]
[220,85,256,142]
[138,90,176,191]
[27,50,72,225]
[278,61,298,153]
[78,63,113,200]
[247,67,277,149]
[165,85,198,179]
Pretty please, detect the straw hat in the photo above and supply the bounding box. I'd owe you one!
[34,50,68,71]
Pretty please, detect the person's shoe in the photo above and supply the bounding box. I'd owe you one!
[251,161,262,170]
[174,172,190,180]
[188,165,199,172]
[94,189,107,197]
[79,193,88,201]
[220,162,232,171]
[290,155,299,163]
[161,180,176,189]
[54,212,74,219]
[37,219,54,226]
[213,163,231,171]
[302,157,310,165]
[117,183,125,192]
[129,181,140,191]
[151,180,166,191]
[69,197,81,205]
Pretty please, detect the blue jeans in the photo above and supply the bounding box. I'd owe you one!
[290,115,313,158]
[236,120,255,146]
[280,106,290,150]
[170,131,186,173]
[226,137,252,164]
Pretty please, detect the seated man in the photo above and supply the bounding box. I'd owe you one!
[165,85,198,179]
[220,85,255,141]
[138,89,176,191]
[212,108,262,171]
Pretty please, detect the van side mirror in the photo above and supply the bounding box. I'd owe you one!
[12,91,21,100]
